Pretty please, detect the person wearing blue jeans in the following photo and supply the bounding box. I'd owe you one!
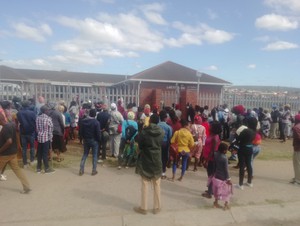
[17,100,37,167]
[21,134,35,166]
[170,119,194,181]
[79,108,100,176]
[79,139,98,175]
[172,152,190,181]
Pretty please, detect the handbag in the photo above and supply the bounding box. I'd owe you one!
[117,123,122,133]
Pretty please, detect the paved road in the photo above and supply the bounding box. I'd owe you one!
[1,157,300,226]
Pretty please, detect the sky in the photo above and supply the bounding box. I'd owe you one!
[0,0,300,87]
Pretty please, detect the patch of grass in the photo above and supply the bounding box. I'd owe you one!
[265,199,284,205]
[257,139,293,160]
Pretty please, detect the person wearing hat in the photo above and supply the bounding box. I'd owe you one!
[134,114,164,215]
[280,105,291,143]
[108,103,124,158]
[190,115,206,171]
[291,114,300,185]
[118,111,138,169]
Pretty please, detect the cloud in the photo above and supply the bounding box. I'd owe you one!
[12,22,52,42]
[255,14,298,31]
[263,41,299,51]
[206,65,218,71]
[140,3,168,25]
[2,58,51,69]
[247,64,256,69]
[4,5,234,70]
[168,22,234,47]
[264,0,300,13]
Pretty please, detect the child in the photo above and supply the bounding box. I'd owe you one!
[212,142,232,210]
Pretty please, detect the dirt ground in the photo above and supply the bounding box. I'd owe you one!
[1,138,299,226]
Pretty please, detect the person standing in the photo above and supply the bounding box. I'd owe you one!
[202,121,222,198]
[134,114,164,215]
[270,105,280,139]
[96,104,110,162]
[212,142,232,210]
[79,109,100,176]
[0,112,31,193]
[236,121,256,190]
[118,111,138,169]
[36,105,55,174]
[108,103,123,158]
[47,103,65,162]
[291,114,300,185]
[16,100,37,168]
[68,101,78,140]
[280,105,291,143]
[190,115,206,171]
[157,110,172,179]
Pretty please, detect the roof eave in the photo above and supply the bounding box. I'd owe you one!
[129,78,231,86]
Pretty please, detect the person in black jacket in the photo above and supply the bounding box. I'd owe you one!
[79,109,100,176]
[236,117,256,190]
[96,104,110,162]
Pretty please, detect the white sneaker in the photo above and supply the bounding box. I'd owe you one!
[30,160,37,165]
[245,182,253,188]
[235,184,244,190]
[0,174,7,181]
[97,159,103,163]
[117,166,121,170]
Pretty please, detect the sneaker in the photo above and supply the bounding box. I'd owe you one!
[79,170,84,176]
[245,182,253,188]
[91,171,98,176]
[133,207,147,215]
[20,188,31,194]
[117,166,122,170]
[45,168,55,174]
[235,184,244,190]
[97,159,103,163]
[0,174,7,181]
[201,192,212,199]
[289,178,296,184]
[36,169,41,174]
[290,180,300,185]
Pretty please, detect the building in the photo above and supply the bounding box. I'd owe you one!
[0,61,231,115]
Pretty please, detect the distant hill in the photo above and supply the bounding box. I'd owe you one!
[229,86,300,93]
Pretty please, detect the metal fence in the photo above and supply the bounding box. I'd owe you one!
[221,92,300,113]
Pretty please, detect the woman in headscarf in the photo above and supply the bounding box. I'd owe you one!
[108,103,124,158]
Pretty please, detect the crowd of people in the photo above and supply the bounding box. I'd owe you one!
[0,96,300,214]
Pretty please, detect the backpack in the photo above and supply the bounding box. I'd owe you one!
[125,120,137,141]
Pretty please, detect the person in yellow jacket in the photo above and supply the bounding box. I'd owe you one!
[170,119,194,181]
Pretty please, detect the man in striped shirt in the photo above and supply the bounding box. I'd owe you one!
[36,105,55,174]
